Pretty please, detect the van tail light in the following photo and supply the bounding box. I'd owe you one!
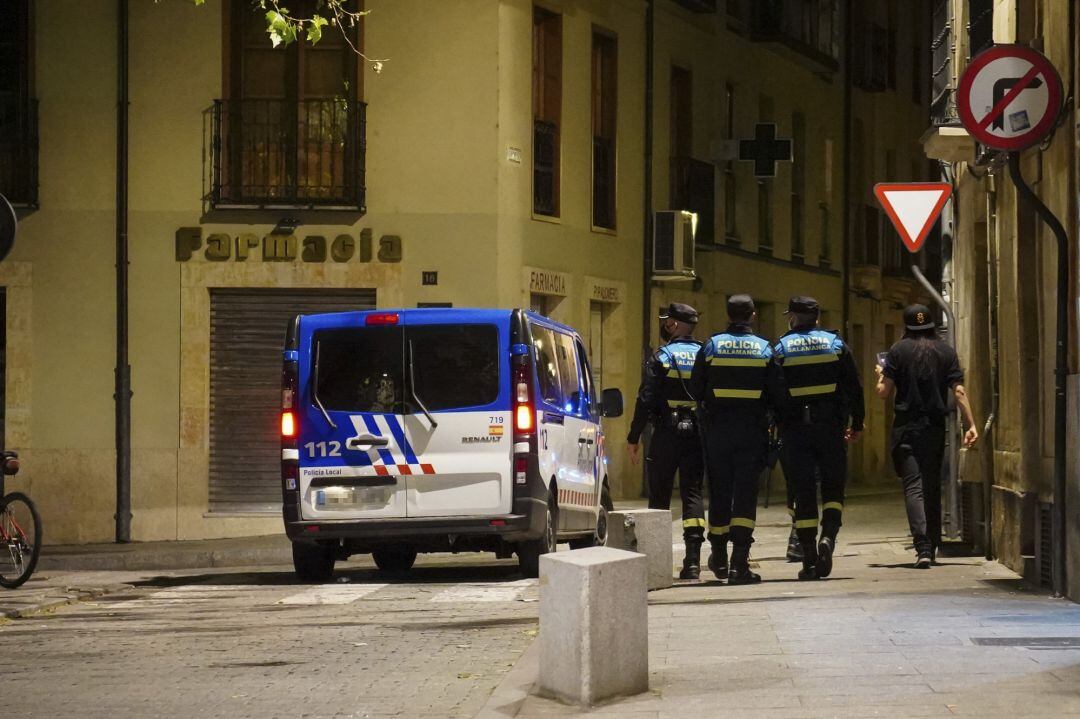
[281,352,300,496]
[281,411,297,438]
[514,456,527,485]
[365,312,400,326]
[512,357,534,440]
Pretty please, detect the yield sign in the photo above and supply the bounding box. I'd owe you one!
[957,44,1063,151]
[873,183,952,254]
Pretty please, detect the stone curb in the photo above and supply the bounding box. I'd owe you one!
[0,583,134,619]
[36,545,293,572]
[475,638,540,719]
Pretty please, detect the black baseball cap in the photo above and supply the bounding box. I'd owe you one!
[727,294,755,320]
[658,302,699,324]
[904,303,935,331]
[784,296,820,316]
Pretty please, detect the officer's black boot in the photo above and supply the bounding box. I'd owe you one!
[785,525,803,563]
[679,538,702,580]
[707,539,728,580]
[816,534,835,578]
[797,541,819,580]
[727,543,761,585]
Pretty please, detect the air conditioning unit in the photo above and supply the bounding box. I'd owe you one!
[652,210,697,281]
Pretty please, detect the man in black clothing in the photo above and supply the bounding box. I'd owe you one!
[773,296,865,580]
[875,304,978,568]
[627,302,706,579]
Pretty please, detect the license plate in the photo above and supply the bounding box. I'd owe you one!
[315,486,392,509]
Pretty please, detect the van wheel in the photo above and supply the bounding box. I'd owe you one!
[569,486,613,549]
[372,545,418,574]
[292,541,335,582]
[518,492,557,578]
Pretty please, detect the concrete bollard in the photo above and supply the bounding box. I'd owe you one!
[608,509,673,590]
[538,547,649,706]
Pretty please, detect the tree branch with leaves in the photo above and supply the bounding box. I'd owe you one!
[189,0,387,72]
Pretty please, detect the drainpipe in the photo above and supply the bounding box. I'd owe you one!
[840,0,853,334]
[638,0,654,499]
[115,0,132,543]
[937,161,960,540]
[983,187,999,560]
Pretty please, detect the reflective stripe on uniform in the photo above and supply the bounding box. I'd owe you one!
[823,502,844,512]
[667,368,689,378]
[667,399,696,407]
[789,383,837,397]
[795,518,819,529]
[709,356,768,367]
[783,353,839,367]
[683,518,707,528]
[730,517,756,529]
[786,507,796,518]
[708,524,730,536]
[712,388,763,399]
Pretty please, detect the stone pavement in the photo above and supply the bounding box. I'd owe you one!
[512,491,1080,718]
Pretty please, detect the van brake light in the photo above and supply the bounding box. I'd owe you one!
[365,313,400,326]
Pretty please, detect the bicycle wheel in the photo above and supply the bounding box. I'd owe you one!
[0,492,42,589]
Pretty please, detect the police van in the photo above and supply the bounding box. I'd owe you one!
[280,308,623,580]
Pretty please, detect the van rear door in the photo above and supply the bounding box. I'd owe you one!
[401,314,512,517]
[297,315,410,520]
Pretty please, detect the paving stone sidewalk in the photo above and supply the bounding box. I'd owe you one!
[513,492,1080,718]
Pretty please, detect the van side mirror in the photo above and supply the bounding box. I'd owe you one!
[600,388,623,418]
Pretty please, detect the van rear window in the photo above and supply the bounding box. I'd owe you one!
[409,325,500,411]
[312,324,500,414]
[314,327,405,413]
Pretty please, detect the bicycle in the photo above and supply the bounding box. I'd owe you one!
[0,451,41,588]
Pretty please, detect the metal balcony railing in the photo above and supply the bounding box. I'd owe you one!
[751,0,840,68]
[670,156,715,245]
[0,98,38,208]
[930,0,957,125]
[675,0,717,12]
[533,120,558,217]
[204,98,366,210]
[967,0,994,58]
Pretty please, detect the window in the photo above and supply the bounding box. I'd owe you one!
[968,0,993,58]
[575,339,595,408]
[408,325,500,411]
[210,0,364,209]
[533,8,562,217]
[555,332,582,412]
[757,179,773,253]
[532,325,562,407]
[0,0,36,207]
[790,112,805,258]
[670,66,692,159]
[723,83,738,241]
[592,32,617,230]
[818,202,831,264]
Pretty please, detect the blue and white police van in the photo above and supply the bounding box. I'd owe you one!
[280,308,623,580]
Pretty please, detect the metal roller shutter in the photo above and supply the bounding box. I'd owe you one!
[209,288,376,512]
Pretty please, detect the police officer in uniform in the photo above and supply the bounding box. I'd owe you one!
[773,297,865,580]
[627,302,707,579]
[691,294,776,584]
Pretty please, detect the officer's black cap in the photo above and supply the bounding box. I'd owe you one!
[784,296,820,316]
[904,303,935,331]
[658,302,699,324]
[727,294,755,320]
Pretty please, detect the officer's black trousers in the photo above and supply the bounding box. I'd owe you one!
[702,413,767,547]
[890,417,946,553]
[780,442,797,522]
[782,419,847,546]
[646,426,705,541]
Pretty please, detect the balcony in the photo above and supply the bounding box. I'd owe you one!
[675,0,717,12]
[0,98,38,208]
[204,99,366,210]
[670,157,715,245]
[751,0,840,71]
[533,120,558,217]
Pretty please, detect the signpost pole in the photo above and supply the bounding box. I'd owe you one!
[1007,152,1069,597]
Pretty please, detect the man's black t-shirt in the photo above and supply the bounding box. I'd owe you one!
[883,336,963,422]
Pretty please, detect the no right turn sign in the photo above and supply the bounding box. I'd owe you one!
[957,44,1063,151]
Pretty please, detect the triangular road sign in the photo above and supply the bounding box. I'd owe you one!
[873,183,953,253]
